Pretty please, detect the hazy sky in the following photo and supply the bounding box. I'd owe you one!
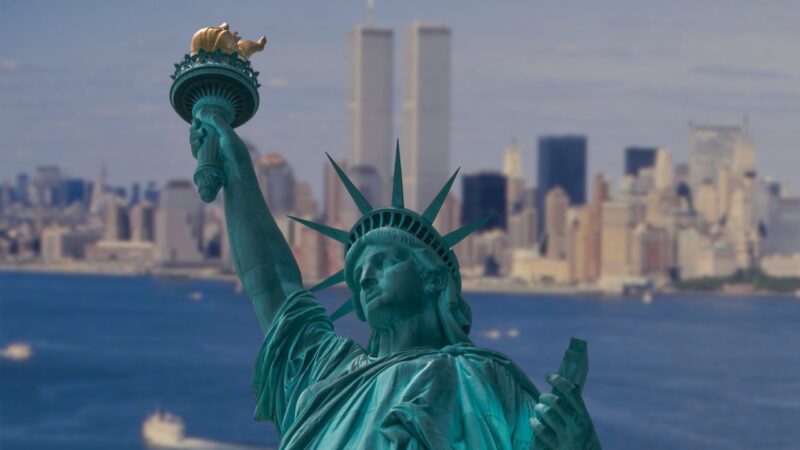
[3,0,800,199]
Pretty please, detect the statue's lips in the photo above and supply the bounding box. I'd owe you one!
[363,290,382,305]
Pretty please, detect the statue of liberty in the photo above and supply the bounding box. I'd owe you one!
[178,24,601,449]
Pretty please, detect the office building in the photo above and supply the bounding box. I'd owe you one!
[462,172,507,232]
[403,22,451,210]
[544,187,569,260]
[624,147,657,177]
[155,180,204,265]
[257,154,295,215]
[689,123,743,186]
[536,135,587,239]
[348,24,393,203]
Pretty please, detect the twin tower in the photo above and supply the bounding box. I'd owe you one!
[347,21,451,212]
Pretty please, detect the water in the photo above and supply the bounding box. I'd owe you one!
[1,272,799,449]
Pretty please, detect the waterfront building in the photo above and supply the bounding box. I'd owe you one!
[403,21,451,210]
[760,193,800,256]
[41,226,102,262]
[630,224,671,279]
[677,228,737,279]
[85,240,154,265]
[536,135,587,240]
[456,229,510,277]
[510,249,570,284]
[348,24,393,202]
[462,172,507,232]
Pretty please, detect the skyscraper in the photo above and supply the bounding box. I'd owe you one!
[155,180,204,265]
[403,21,451,211]
[257,153,295,215]
[689,123,744,186]
[503,139,525,216]
[536,135,587,239]
[544,186,569,260]
[348,24,393,203]
[462,172,507,232]
[624,147,657,177]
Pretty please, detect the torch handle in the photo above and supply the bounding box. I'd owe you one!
[193,125,226,203]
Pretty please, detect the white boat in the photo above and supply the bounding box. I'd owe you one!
[188,291,203,301]
[142,410,274,450]
[0,342,33,361]
[143,410,185,447]
[642,292,653,304]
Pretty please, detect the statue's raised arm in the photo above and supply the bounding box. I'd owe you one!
[190,112,302,332]
[173,23,298,333]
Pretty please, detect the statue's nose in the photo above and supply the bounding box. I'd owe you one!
[359,266,377,290]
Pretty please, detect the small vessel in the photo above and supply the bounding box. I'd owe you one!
[188,291,203,301]
[0,342,33,361]
[143,410,185,447]
[642,292,653,304]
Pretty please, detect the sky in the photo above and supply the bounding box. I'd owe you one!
[2,0,800,200]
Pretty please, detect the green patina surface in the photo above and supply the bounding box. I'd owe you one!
[175,50,602,449]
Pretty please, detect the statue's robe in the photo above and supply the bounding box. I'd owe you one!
[253,291,540,449]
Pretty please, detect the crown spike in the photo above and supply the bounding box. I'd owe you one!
[422,167,460,223]
[329,298,355,321]
[325,153,373,214]
[287,215,350,243]
[391,140,404,208]
[442,213,494,248]
[310,269,345,292]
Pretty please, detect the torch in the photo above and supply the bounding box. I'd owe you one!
[169,23,266,202]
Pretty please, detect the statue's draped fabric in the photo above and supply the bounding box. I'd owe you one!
[253,291,541,449]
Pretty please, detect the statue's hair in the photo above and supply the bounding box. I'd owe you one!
[344,228,472,351]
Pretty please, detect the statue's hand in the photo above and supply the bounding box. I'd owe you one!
[530,374,601,450]
[189,106,256,185]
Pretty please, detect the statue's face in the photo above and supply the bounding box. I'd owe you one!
[352,244,427,328]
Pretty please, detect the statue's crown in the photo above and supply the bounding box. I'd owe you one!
[289,142,491,321]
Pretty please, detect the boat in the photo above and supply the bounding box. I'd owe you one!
[142,410,185,447]
[188,291,203,301]
[642,292,653,304]
[0,342,33,361]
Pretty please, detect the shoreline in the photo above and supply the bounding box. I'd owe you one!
[2,262,799,298]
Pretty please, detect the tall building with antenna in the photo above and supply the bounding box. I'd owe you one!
[402,21,451,211]
[347,12,393,205]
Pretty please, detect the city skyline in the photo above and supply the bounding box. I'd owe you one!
[3,1,800,202]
